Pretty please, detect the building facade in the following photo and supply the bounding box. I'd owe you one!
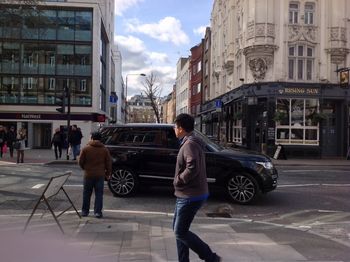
[203,0,350,158]
[0,0,115,148]
[128,94,155,123]
[189,43,203,130]
[175,57,190,116]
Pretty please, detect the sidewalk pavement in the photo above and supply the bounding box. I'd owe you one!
[1,210,349,262]
[2,148,350,166]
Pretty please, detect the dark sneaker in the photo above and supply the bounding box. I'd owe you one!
[213,254,221,262]
[94,213,103,219]
[81,212,89,217]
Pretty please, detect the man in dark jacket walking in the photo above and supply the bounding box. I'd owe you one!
[68,125,83,160]
[79,132,112,218]
[173,113,221,262]
[7,126,16,158]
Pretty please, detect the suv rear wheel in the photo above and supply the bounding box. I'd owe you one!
[227,173,258,204]
[108,167,138,197]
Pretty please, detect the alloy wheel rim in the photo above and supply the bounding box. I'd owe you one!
[228,175,255,203]
[110,169,135,195]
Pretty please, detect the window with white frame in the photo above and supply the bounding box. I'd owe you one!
[197,61,201,72]
[304,3,314,25]
[288,44,314,81]
[289,2,299,24]
[275,98,319,145]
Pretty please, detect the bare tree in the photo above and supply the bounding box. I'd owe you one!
[0,0,45,31]
[142,72,162,123]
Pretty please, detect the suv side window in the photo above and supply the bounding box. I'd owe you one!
[105,127,163,147]
[165,128,179,149]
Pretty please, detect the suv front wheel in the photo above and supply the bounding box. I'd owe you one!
[108,167,139,197]
[227,173,258,204]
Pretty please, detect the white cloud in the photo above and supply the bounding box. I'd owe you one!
[147,52,170,64]
[114,35,175,97]
[114,0,144,16]
[193,25,208,37]
[125,17,190,46]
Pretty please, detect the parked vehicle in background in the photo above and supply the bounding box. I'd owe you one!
[100,124,278,204]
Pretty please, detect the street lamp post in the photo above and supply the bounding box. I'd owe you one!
[125,73,146,123]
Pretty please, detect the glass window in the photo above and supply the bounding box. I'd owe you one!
[75,11,92,41]
[20,77,38,104]
[0,76,19,103]
[305,3,314,25]
[288,44,314,81]
[39,10,57,40]
[37,44,56,75]
[276,98,319,145]
[22,10,40,39]
[289,2,299,24]
[22,43,39,74]
[57,44,74,75]
[75,45,92,76]
[57,10,75,40]
[1,8,21,38]
[1,42,20,74]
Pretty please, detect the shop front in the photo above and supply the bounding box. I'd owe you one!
[0,112,107,149]
[200,82,349,159]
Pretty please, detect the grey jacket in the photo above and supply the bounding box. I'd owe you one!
[173,132,209,198]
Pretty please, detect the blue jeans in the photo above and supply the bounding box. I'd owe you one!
[173,198,217,262]
[82,176,104,215]
[72,144,80,159]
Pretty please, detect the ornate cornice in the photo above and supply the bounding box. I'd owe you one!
[326,48,350,64]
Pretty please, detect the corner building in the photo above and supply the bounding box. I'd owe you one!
[203,0,350,158]
[0,0,115,148]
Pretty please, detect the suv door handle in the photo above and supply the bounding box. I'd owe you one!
[127,150,139,155]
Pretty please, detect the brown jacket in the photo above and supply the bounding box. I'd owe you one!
[173,132,209,198]
[79,140,112,178]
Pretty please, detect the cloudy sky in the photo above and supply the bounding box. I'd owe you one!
[114,0,213,98]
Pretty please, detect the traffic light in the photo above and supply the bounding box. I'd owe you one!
[55,88,67,114]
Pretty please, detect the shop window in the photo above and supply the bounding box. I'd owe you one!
[275,98,319,145]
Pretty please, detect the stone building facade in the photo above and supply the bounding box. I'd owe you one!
[203,0,350,158]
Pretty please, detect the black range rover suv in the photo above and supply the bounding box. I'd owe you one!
[100,123,278,204]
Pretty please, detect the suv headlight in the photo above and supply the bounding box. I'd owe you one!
[256,161,274,170]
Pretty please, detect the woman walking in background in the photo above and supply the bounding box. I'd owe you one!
[16,128,26,164]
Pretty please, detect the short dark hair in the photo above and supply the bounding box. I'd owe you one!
[174,113,194,132]
[91,132,102,141]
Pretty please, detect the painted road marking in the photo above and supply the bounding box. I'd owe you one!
[32,184,45,189]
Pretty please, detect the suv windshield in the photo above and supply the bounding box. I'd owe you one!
[194,129,223,152]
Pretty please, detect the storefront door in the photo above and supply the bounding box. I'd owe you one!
[33,123,52,149]
[321,101,337,157]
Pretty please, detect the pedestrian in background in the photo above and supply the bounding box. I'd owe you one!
[7,126,16,158]
[79,132,112,218]
[51,128,64,160]
[68,125,83,160]
[16,128,26,164]
[0,125,6,158]
[173,113,221,262]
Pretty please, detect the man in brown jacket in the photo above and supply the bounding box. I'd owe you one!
[79,132,112,218]
[173,113,221,262]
